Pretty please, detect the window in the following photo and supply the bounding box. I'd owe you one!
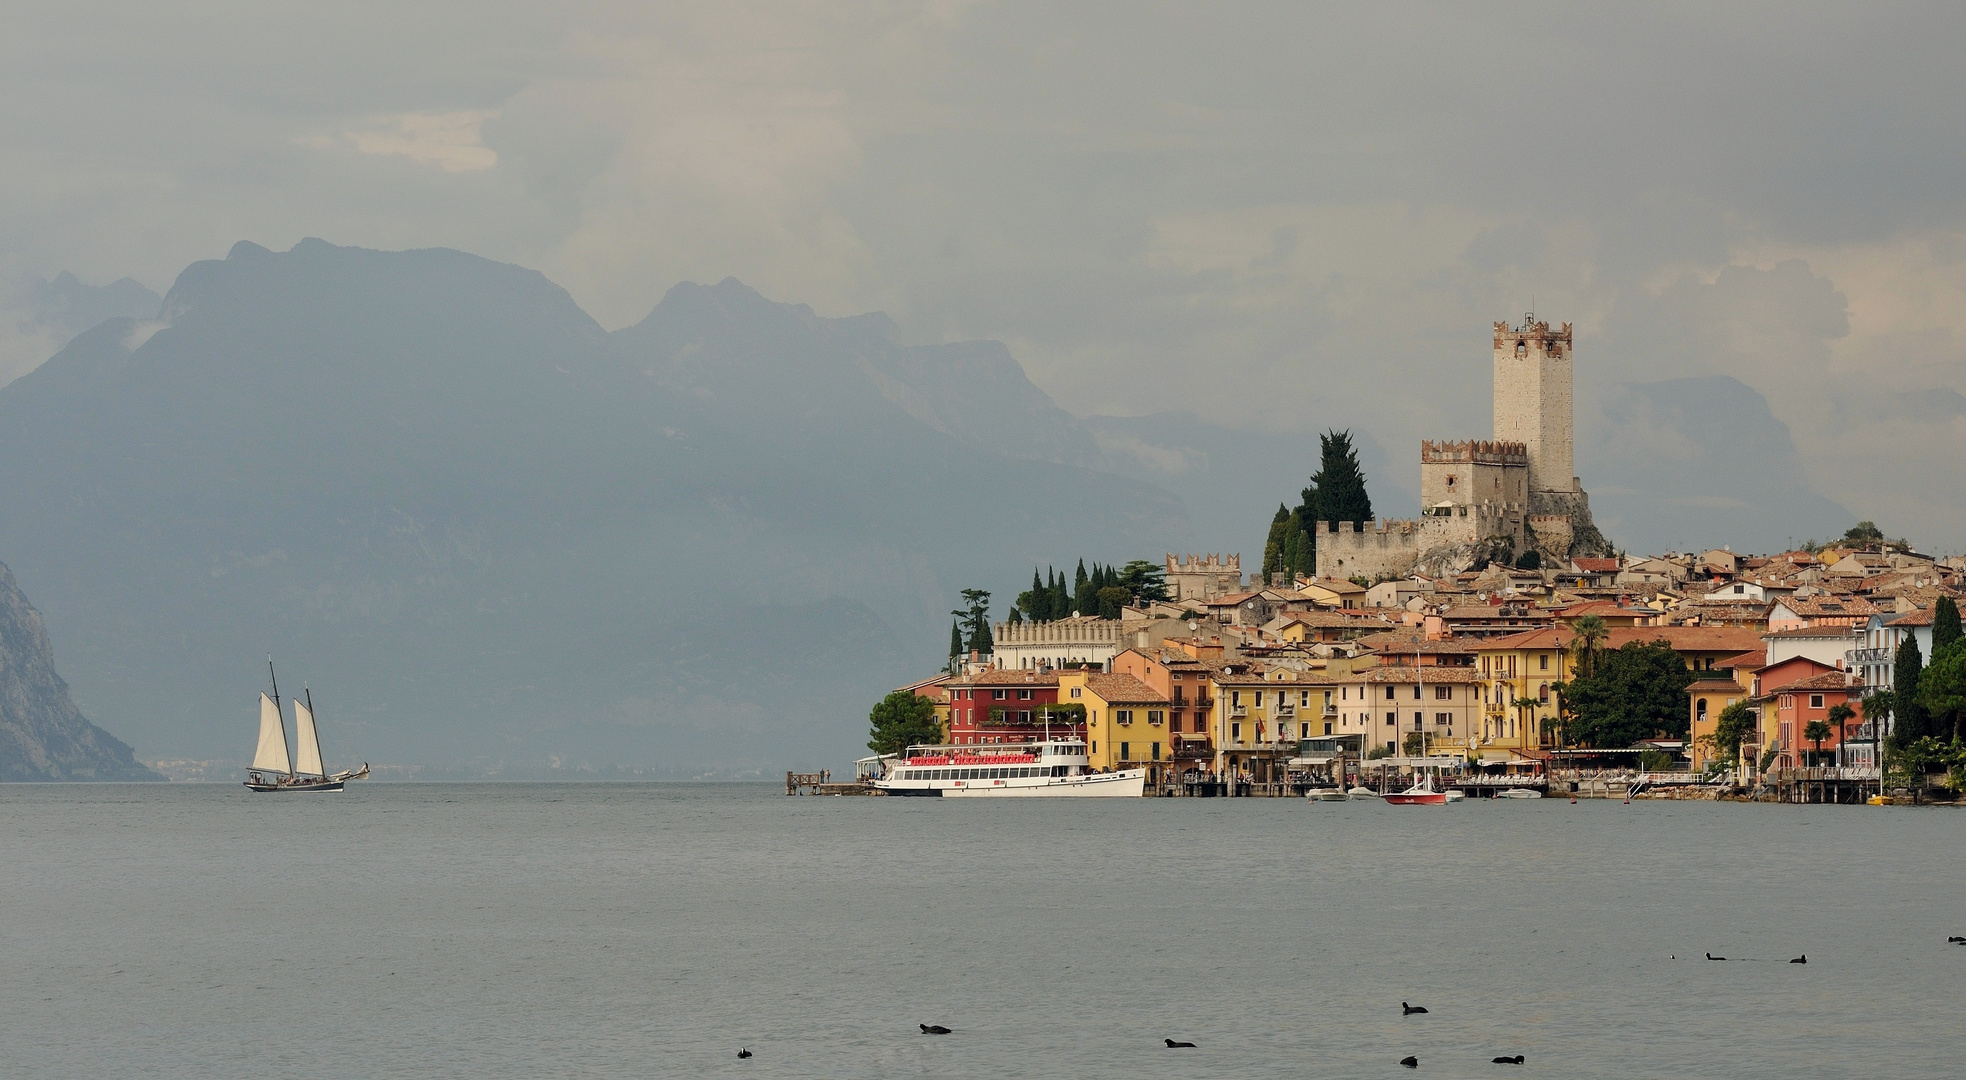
[1696,699,1708,723]
[1413,712,1423,730]
[1300,722,1310,738]
[1231,723,1241,741]
[1151,742,1161,761]
[1018,689,1033,701]
[1435,712,1450,726]
[1116,709,1132,725]
[1070,687,1081,698]
[1435,685,1451,700]
[1538,684,1549,703]
[1412,685,1422,700]
[1019,710,1031,723]
[1300,690,1311,706]
[992,689,1007,700]
[1148,710,1163,725]
[1231,691,1242,707]
[1540,654,1549,671]
[1119,742,1130,761]
[1810,694,1825,710]
[1324,722,1333,735]
[1385,712,1396,726]
[1385,686,1396,700]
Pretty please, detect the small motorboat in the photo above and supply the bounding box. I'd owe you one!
[1384,773,1447,806]
[1497,788,1543,799]
[1346,786,1383,801]
[1443,789,1465,803]
[1308,788,1349,802]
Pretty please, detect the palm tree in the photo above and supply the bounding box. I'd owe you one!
[1804,719,1833,767]
[1571,615,1609,681]
[1825,703,1856,767]
[1511,696,1541,743]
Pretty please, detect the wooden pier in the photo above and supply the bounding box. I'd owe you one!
[1768,767,1880,804]
[786,770,883,795]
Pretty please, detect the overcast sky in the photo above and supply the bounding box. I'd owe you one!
[5,2,1965,549]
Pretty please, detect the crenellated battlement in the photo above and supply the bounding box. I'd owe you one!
[1420,439,1528,465]
[1165,552,1243,602]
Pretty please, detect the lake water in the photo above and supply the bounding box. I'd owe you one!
[3,784,1960,1079]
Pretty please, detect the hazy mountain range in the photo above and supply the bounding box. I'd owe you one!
[0,241,1849,775]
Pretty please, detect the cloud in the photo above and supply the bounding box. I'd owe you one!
[307,111,500,173]
[5,2,1966,546]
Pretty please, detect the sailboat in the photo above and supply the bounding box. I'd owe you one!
[244,659,368,792]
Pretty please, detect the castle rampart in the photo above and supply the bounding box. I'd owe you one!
[1165,552,1243,602]
[1419,439,1528,465]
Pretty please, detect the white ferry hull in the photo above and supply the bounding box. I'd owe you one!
[937,771,1146,797]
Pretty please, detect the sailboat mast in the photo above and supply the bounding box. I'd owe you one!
[267,655,289,778]
[305,685,324,774]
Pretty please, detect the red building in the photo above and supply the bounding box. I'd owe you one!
[941,669,1083,746]
[1754,660,1866,769]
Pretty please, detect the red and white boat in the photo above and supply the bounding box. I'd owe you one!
[867,738,1146,797]
[1383,771,1449,806]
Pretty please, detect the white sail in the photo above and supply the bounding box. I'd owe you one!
[293,698,324,777]
[251,692,292,774]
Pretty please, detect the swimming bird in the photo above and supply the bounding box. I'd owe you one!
[1402,1002,1428,1015]
[1790,954,1807,964]
[1493,1055,1524,1064]
[1400,1056,1419,1068]
[737,1049,751,1059]
[1705,952,1725,960]
[1949,936,1965,943]
[920,1024,952,1035]
[1164,1039,1196,1048]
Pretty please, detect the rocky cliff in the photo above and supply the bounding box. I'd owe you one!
[0,559,161,781]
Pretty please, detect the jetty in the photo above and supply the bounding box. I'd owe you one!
[786,770,883,796]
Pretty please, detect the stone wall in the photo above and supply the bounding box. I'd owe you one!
[1165,553,1243,602]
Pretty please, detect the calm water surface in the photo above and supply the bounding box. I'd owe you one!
[2,784,1960,1079]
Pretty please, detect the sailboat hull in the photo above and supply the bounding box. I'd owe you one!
[244,779,345,792]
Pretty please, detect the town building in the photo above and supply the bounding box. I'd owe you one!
[1330,666,1484,757]
[1164,553,1243,604]
[1060,670,1171,780]
[941,669,1080,746]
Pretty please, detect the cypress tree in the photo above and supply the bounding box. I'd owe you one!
[949,619,963,663]
[1894,635,1926,743]
[1934,597,1962,657]
[1263,504,1290,578]
[1309,429,1373,525]
[1051,570,1070,619]
[1030,568,1047,621]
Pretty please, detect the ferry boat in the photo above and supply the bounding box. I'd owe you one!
[869,738,1146,797]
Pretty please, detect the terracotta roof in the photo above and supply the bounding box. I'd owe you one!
[1716,649,1766,670]
[1762,626,1855,639]
[1775,595,1881,618]
[1334,666,1484,685]
[1205,591,1262,606]
[958,670,1062,686]
[1766,671,1863,695]
[1571,558,1620,573]
[1081,672,1167,703]
[1886,608,1936,627]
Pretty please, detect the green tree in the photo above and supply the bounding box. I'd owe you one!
[1402,731,1426,757]
[1263,503,1290,579]
[1843,521,1885,544]
[867,690,944,756]
[1514,549,1542,570]
[1917,636,1966,743]
[1570,615,1610,681]
[953,589,992,654]
[1934,596,1962,656]
[1803,718,1833,766]
[1711,700,1756,765]
[947,618,963,671]
[1050,571,1070,618]
[1893,636,1926,745]
[1311,429,1374,525]
[1117,559,1170,603]
[1564,640,1697,747]
[1096,585,1130,620]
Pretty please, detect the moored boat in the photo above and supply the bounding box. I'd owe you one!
[1308,788,1349,801]
[1497,788,1543,799]
[1383,772,1448,806]
[869,738,1145,797]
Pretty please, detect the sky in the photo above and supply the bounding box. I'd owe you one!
[4,1,1966,550]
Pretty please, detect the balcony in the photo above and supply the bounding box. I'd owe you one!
[1275,703,1296,717]
[1229,705,1248,718]
[1847,648,1892,665]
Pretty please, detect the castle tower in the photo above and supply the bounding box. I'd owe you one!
[1492,315,1576,494]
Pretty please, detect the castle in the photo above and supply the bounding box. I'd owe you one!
[1315,316,1610,581]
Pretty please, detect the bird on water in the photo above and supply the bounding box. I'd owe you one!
[1400,1055,1419,1068]
[1705,952,1726,960]
[920,1024,952,1035]
[1493,1055,1525,1064]
[736,1049,751,1059]
[1164,1039,1196,1048]
[1949,936,1965,943]
[1402,1002,1428,1015]
[1790,954,1807,964]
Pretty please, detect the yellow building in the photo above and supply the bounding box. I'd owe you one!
[1475,627,1572,752]
[1201,663,1298,784]
[1059,670,1170,778]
